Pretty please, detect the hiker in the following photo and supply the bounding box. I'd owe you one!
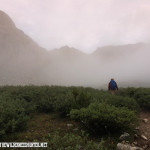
[108,78,118,94]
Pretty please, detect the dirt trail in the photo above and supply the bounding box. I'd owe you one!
[136,110,150,149]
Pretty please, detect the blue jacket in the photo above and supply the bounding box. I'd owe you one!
[108,80,118,90]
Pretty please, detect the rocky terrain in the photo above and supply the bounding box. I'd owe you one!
[117,111,150,150]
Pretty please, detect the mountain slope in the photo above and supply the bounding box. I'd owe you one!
[0,10,150,88]
[0,10,49,85]
[91,43,147,61]
[91,43,150,88]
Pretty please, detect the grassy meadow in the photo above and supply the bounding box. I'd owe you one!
[0,85,150,149]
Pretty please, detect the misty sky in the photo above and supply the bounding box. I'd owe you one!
[0,0,150,53]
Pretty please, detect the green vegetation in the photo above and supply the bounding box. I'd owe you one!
[47,131,107,150]
[70,102,137,134]
[117,87,150,109]
[0,96,29,137]
[0,85,149,149]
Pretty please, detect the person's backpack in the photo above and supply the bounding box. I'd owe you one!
[110,80,117,90]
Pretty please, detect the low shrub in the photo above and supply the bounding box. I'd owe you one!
[53,93,73,116]
[70,102,137,134]
[47,131,107,150]
[36,97,55,113]
[117,88,137,98]
[104,95,139,111]
[118,88,150,109]
[54,88,91,116]
[133,88,150,109]
[71,87,91,109]
[0,97,30,138]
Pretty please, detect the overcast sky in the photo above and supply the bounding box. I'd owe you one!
[0,0,150,53]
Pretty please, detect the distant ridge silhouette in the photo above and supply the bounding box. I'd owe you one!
[0,10,150,88]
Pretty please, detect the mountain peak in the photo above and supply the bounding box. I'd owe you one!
[50,45,86,55]
[61,45,70,49]
[0,10,16,28]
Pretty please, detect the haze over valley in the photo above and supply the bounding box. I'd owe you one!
[0,10,150,88]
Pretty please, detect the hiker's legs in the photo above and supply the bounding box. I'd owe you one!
[110,90,115,95]
[110,89,117,95]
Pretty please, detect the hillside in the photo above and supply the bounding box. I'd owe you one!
[92,43,145,60]
[91,43,150,88]
[0,10,150,88]
[0,10,49,85]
